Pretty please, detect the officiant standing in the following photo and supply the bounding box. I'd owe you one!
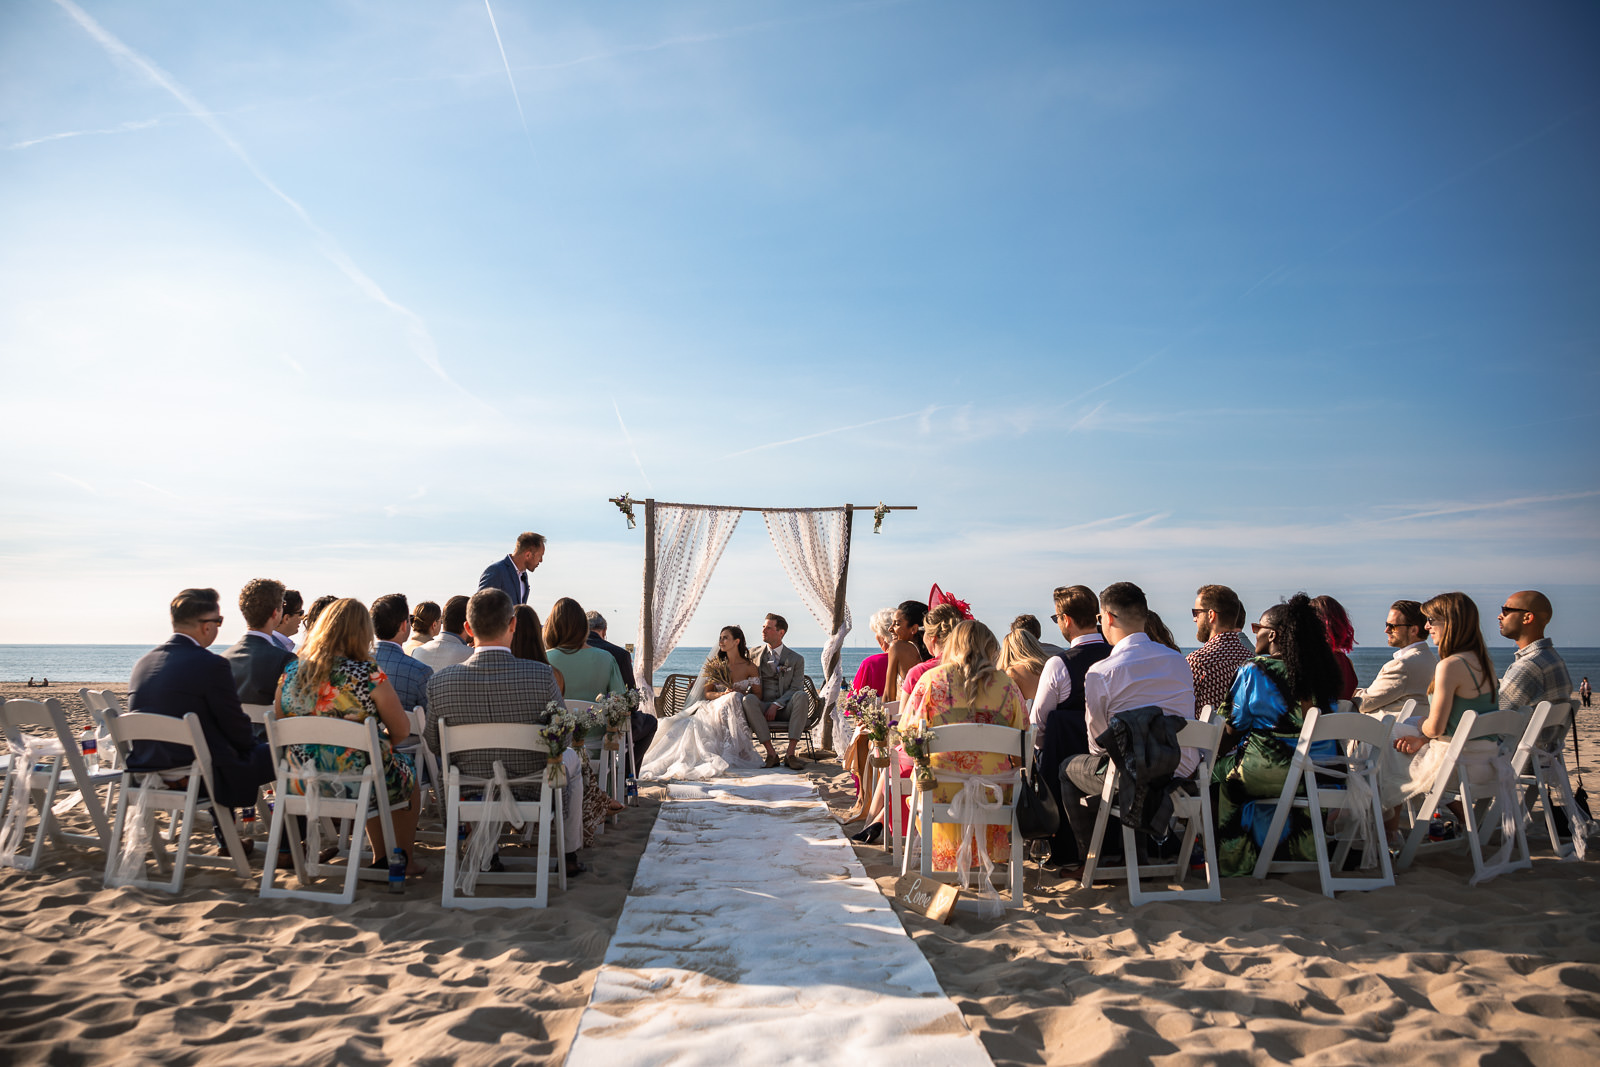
[753,614,808,770]
[479,532,545,606]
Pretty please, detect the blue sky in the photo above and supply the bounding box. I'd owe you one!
[2,1,1597,650]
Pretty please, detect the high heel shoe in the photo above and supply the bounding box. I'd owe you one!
[851,822,884,845]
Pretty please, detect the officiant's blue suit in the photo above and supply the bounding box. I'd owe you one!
[477,555,527,605]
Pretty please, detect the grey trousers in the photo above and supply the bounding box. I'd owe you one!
[743,692,806,745]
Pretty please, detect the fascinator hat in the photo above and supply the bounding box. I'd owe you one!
[927,584,973,620]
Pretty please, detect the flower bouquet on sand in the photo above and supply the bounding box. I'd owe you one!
[842,687,891,767]
[540,703,579,786]
[894,722,937,792]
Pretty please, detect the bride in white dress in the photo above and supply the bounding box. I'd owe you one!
[639,627,765,781]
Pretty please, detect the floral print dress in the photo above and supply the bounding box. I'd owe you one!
[279,657,415,807]
[902,665,1028,872]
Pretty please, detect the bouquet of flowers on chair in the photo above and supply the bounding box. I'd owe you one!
[540,704,579,787]
[841,687,891,767]
[895,722,937,792]
[595,693,633,750]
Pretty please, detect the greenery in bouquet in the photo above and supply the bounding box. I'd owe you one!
[840,686,889,748]
[539,703,579,785]
[596,692,633,734]
[614,492,637,529]
[893,722,937,791]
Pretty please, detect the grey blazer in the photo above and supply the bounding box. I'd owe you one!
[752,644,806,703]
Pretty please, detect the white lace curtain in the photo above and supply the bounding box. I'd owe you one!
[633,505,742,715]
[761,509,853,745]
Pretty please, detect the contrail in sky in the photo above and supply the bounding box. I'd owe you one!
[482,0,528,132]
[1375,488,1600,524]
[612,396,654,492]
[50,0,465,395]
[726,407,934,458]
[7,117,160,150]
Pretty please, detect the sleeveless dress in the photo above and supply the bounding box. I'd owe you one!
[1399,661,1498,800]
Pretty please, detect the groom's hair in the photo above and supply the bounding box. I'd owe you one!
[765,613,788,634]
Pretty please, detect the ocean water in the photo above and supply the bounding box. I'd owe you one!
[5,643,1597,697]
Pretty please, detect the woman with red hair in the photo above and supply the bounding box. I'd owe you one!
[1311,594,1359,702]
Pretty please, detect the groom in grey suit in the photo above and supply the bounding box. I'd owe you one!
[752,614,809,771]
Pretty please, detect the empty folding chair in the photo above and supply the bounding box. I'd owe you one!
[1,698,119,870]
[439,720,566,909]
[99,708,253,892]
[259,715,408,904]
[1081,717,1225,906]
[1251,708,1397,896]
[1509,701,1589,860]
[1396,707,1533,884]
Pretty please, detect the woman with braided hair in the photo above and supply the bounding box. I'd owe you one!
[1212,592,1345,877]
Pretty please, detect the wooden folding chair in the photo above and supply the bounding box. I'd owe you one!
[0,698,119,870]
[1251,708,1397,897]
[1081,717,1225,906]
[1508,701,1588,860]
[439,721,566,909]
[99,708,253,893]
[259,715,406,904]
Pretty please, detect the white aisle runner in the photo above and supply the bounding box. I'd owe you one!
[565,778,992,1067]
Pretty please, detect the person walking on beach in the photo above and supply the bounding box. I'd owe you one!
[1582,677,1592,709]
[1187,584,1251,715]
[479,532,545,606]
[1353,599,1436,716]
[1496,590,1572,710]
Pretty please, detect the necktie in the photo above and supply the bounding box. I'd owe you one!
[519,571,528,602]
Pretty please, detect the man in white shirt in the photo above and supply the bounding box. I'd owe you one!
[1057,582,1197,871]
[1354,599,1436,717]
[413,595,474,671]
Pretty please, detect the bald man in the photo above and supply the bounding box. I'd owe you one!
[1496,590,1573,710]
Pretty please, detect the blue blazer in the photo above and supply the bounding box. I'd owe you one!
[478,555,527,605]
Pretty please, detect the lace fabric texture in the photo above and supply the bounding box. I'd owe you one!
[637,693,762,781]
[635,506,743,716]
[761,508,853,744]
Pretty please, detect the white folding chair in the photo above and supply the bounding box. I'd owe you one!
[240,703,274,726]
[872,701,909,866]
[0,698,119,869]
[78,689,123,772]
[1251,708,1397,896]
[439,721,566,909]
[1508,701,1588,860]
[398,706,444,819]
[259,715,406,904]
[901,722,1027,909]
[1081,717,1225,906]
[1396,707,1533,883]
[99,708,253,893]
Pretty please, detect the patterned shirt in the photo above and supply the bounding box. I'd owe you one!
[1499,638,1573,710]
[375,640,433,713]
[1187,632,1254,716]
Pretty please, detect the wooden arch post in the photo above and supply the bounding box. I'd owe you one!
[640,497,657,702]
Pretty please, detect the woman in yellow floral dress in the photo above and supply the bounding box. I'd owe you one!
[274,597,423,875]
[901,620,1028,872]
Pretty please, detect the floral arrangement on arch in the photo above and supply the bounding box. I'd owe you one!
[614,493,637,529]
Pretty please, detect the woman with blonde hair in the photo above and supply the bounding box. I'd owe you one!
[274,597,423,877]
[898,620,1028,872]
[997,627,1048,706]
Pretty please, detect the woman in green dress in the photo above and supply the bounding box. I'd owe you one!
[1213,592,1344,877]
[543,597,626,702]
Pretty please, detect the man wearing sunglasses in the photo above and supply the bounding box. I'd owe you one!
[1353,599,1436,717]
[1497,591,1573,711]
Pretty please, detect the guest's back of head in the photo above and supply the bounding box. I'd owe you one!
[170,587,221,629]
[1052,585,1098,630]
[292,598,374,700]
[467,588,515,644]
[239,578,286,632]
[997,628,1046,674]
[410,600,441,638]
[441,595,470,636]
[1099,582,1149,630]
[1011,614,1043,639]
[544,597,588,652]
[1143,611,1182,652]
[943,620,1001,704]
[510,605,549,662]
[303,594,338,638]
[924,603,965,652]
[585,609,607,635]
[1261,593,1343,708]
[371,593,409,642]
[869,607,896,643]
[1310,594,1356,654]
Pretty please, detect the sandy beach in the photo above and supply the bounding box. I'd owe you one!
[3,682,1599,1064]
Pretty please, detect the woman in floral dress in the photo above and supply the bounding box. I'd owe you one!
[275,597,423,875]
[901,620,1028,872]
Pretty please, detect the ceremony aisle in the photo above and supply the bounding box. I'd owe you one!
[565,778,992,1067]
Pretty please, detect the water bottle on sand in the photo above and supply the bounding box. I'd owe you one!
[79,727,98,774]
[388,847,406,894]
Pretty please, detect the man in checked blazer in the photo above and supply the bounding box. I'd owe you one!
[424,588,585,874]
[752,613,810,770]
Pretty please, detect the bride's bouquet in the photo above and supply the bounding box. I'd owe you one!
[893,722,937,792]
[540,703,580,786]
[841,686,891,767]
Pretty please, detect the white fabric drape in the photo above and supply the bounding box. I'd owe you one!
[761,508,853,745]
[634,505,743,715]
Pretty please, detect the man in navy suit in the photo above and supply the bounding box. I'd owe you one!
[127,588,275,814]
[221,578,295,708]
[478,532,545,606]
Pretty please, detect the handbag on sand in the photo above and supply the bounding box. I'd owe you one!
[1016,752,1061,841]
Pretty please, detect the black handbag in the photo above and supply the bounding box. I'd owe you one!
[1015,752,1061,840]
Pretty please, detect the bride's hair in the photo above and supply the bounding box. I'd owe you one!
[713,626,750,664]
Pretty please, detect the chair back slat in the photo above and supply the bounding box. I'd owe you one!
[1464,707,1526,742]
[926,722,1025,757]
[267,714,377,749]
[1,698,60,733]
[1173,717,1224,754]
[240,703,273,725]
[1309,710,1393,748]
[104,710,198,749]
[439,721,549,764]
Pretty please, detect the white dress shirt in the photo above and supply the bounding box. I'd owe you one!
[1083,632,1199,777]
[1029,633,1108,736]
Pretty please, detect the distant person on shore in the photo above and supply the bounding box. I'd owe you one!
[302,595,337,643]
[413,595,473,671]
[371,594,433,714]
[479,532,545,607]
[1582,677,1592,709]
[1311,595,1359,702]
[1354,599,1435,716]
[1013,613,1066,658]
[1188,584,1252,715]
[221,578,295,709]
[127,588,274,851]
[851,608,896,697]
[586,609,656,762]
[272,590,304,652]
[404,601,441,655]
[1496,590,1573,710]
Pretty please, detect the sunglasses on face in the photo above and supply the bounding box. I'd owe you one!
[1498,605,1529,618]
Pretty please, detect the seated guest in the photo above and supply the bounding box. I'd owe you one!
[127,588,275,850]
[1213,593,1344,877]
[426,590,583,875]
[510,605,565,693]
[1033,584,1111,869]
[275,598,424,876]
[587,609,656,762]
[413,595,473,671]
[883,600,930,703]
[1354,599,1435,716]
[1496,590,1573,710]
[371,594,433,714]
[302,595,337,643]
[1311,594,1360,702]
[997,628,1048,707]
[545,597,626,701]
[515,604,612,839]
[851,608,897,697]
[1058,582,1197,873]
[898,620,1028,872]
[221,578,295,707]
[1188,584,1252,715]
[1143,611,1182,652]
[1014,613,1066,657]
[404,601,442,654]
[272,589,304,652]
[1391,592,1499,790]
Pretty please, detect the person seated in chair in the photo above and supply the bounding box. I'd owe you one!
[221,578,295,709]
[751,614,809,771]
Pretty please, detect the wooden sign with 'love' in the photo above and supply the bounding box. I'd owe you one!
[894,874,958,923]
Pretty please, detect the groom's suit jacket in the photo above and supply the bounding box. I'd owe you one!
[752,644,806,704]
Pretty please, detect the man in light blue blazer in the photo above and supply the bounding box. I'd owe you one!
[478,532,545,606]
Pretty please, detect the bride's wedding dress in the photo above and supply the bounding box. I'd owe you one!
[639,691,762,781]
